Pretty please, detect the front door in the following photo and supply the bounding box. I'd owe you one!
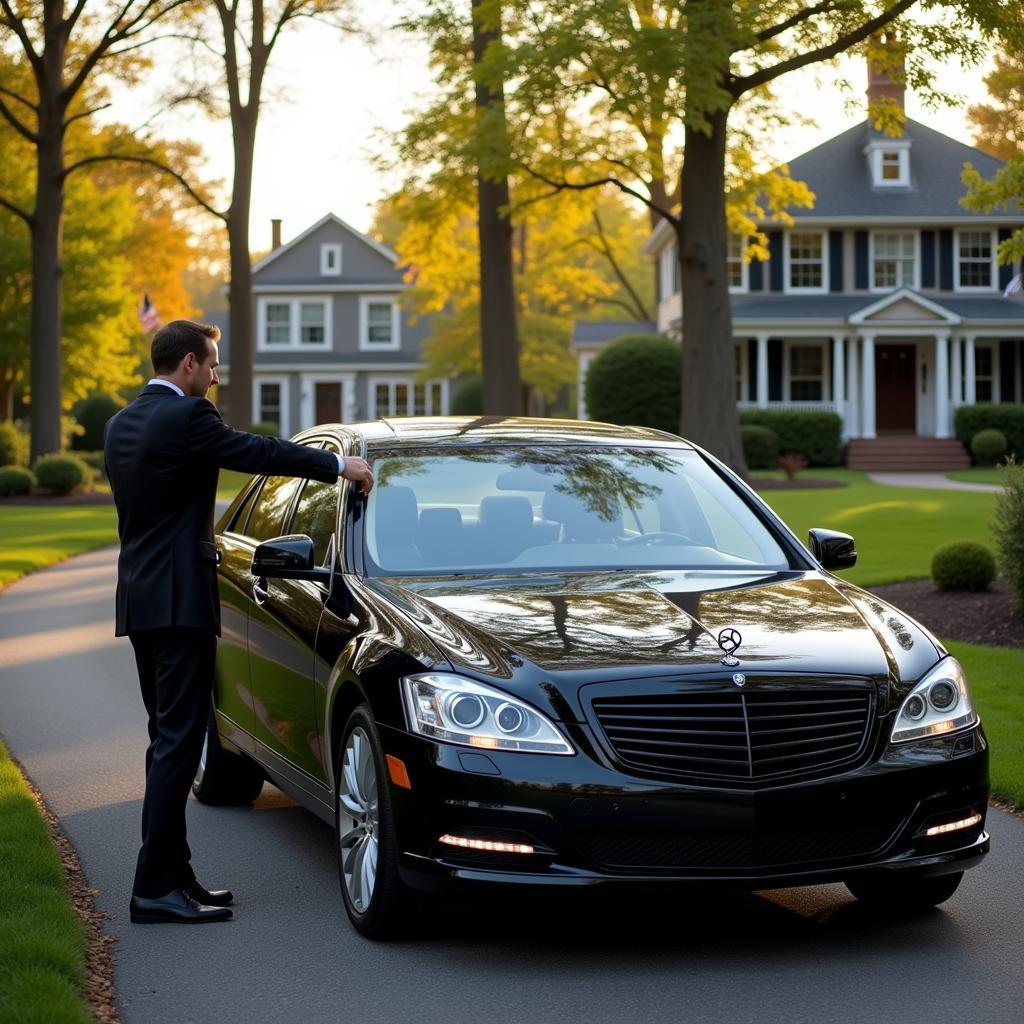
[316,382,341,424]
[875,344,916,433]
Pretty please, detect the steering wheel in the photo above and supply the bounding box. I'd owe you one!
[619,530,697,547]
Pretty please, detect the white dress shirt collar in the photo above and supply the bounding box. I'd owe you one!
[147,378,185,397]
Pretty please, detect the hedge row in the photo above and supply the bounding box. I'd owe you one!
[954,404,1024,461]
[738,409,843,467]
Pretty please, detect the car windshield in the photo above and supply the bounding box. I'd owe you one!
[362,445,792,576]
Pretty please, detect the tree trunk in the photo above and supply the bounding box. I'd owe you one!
[225,117,256,430]
[471,0,522,417]
[678,106,748,475]
[29,102,65,460]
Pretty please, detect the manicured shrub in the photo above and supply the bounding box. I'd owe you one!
[955,404,1024,461]
[0,466,35,496]
[738,409,843,466]
[32,454,92,495]
[451,375,482,416]
[992,456,1024,612]
[75,450,107,473]
[970,428,1008,465]
[584,333,681,434]
[250,421,280,437]
[71,393,121,451]
[740,425,779,469]
[0,421,29,467]
[930,540,997,592]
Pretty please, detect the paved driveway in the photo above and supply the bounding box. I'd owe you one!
[1,547,1022,1024]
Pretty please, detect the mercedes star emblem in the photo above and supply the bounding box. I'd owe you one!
[718,627,742,667]
[732,673,746,687]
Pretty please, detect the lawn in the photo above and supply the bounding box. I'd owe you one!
[0,505,118,591]
[944,640,1024,810]
[0,738,90,1023]
[757,469,997,588]
[217,468,254,501]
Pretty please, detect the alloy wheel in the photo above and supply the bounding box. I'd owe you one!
[337,727,380,913]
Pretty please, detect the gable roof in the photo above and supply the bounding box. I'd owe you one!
[251,212,399,277]
[781,118,1018,220]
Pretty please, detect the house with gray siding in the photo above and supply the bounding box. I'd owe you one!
[573,56,1024,467]
[210,213,451,436]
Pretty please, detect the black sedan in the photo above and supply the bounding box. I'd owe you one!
[195,417,989,938]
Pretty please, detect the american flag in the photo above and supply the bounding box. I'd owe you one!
[139,293,160,333]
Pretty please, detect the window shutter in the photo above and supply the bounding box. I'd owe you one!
[829,231,843,292]
[768,339,783,402]
[749,257,764,291]
[854,231,869,289]
[998,229,1013,289]
[939,229,954,290]
[747,338,758,400]
[768,232,783,292]
[921,231,936,288]
[1000,341,1015,402]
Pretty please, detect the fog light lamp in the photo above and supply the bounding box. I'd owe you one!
[438,834,535,854]
[924,813,982,837]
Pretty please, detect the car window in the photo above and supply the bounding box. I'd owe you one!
[224,479,260,534]
[245,476,303,542]
[290,478,339,565]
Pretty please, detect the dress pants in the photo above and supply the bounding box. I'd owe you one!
[129,626,218,898]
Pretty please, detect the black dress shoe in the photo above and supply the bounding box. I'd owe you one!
[129,888,233,924]
[184,880,233,907]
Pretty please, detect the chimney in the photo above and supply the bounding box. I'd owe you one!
[271,218,282,250]
[867,32,906,116]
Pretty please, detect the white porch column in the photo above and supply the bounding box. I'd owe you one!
[847,336,860,438]
[951,337,963,409]
[964,335,977,406]
[934,332,950,438]
[861,333,876,439]
[756,333,769,409]
[832,335,847,439]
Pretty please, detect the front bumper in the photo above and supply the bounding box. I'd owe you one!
[380,721,990,893]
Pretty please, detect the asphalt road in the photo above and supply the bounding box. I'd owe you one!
[1,546,1023,1024]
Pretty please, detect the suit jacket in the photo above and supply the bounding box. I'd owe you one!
[104,384,339,637]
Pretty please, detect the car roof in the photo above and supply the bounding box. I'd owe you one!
[295,416,694,451]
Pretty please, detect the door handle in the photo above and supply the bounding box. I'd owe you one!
[252,577,269,606]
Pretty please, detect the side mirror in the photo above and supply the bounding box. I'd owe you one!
[808,528,857,570]
[251,534,332,584]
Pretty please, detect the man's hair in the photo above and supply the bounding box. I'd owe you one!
[151,320,220,374]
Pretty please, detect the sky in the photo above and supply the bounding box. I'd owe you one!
[109,3,998,253]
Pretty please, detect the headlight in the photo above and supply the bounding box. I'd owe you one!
[401,673,575,755]
[890,657,979,743]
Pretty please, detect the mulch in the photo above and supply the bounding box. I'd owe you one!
[868,578,1024,650]
[0,490,112,505]
[750,476,847,490]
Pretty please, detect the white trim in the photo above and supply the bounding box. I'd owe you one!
[863,138,911,188]
[868,230,919,292]
[954,228,999,293]
[251,212,399,276]
[358,295,401,352]
[849,287,961,325]
[253,375,291,434]
[784,230,829,295]
[253,361,425,372]
[578,351,597,419]
[783,339,828,402]
[728,234,749,294]
[256,296,332,351]
[659,244,677,299]
[253,282,408,294]
[320,243,342,276]
[642,217,675,255]
[367,375,450,418]
[756,216,1024,226]
[299,372,356,429]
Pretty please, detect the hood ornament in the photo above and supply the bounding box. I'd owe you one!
[717,627,742,667]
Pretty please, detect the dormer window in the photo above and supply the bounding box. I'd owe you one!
[865,138,910,187]
[320,243,342,276]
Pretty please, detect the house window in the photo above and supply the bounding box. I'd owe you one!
[788,344,824,401]
[253,377,290,433]
[786,232,826,292]
[881,152,902,180]
[265,303,291,346]
[866,141,910,187]
[320,243,342,276]
[871,232,917,290]
[727,234,747,292]
[975,345,994,402]
[258,297,330,350]
[370,377,448,417]
[359,296,400,350]
[956,231,996,290]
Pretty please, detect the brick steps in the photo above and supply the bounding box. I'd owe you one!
[846,437,970,471]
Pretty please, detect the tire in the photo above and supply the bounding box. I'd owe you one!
[192,705,265,805]
[845,870,964,910]
[334,705,415,939]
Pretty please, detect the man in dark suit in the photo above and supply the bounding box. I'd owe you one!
[104,319,373,924]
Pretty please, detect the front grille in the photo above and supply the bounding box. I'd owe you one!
[591,686,873,784]
[577,824,896,870]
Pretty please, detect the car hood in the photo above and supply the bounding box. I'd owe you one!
[368,570,943,720]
